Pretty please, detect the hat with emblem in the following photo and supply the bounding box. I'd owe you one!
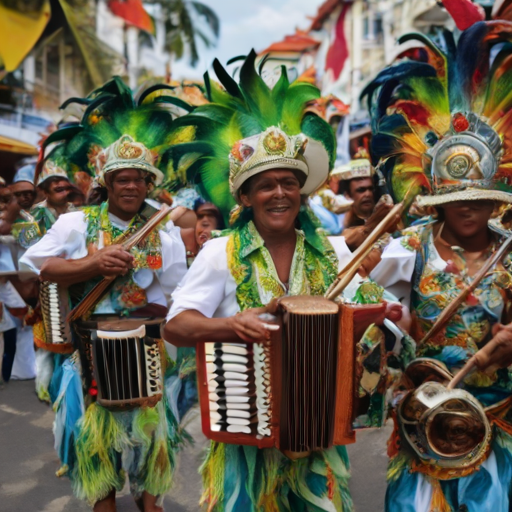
[98,134,164,185]
[363,21,512,209]
[161,50,336,219]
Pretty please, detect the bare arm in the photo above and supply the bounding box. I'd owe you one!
[40,245,134,286]
[164,304,277,348]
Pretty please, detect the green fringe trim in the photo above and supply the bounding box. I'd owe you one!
[133,405,174,498]
[386,451,411,483]
[72,403,128,505]
[200,442,226,511]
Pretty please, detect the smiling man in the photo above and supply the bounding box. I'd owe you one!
[20,131,188,512]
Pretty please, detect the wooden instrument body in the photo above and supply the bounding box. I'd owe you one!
[196,298,386,451]
[75,318,165,410]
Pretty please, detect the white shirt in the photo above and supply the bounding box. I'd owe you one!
[167,235,353,322]
[19,209,188,314]
[0,279,26,332]
[370,236,416,307]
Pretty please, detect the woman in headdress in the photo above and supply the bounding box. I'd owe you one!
[364,21,512,512]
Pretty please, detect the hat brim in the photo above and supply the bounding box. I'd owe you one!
[232,138,330,200]
[417,189,512,206]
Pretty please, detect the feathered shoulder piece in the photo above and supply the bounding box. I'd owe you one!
[362,21,512,207]
[163,50,336,222]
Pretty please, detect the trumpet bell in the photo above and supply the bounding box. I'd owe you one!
[398,381,491,469]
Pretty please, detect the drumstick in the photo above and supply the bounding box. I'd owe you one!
[420,234,512,346]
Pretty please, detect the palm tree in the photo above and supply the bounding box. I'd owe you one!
[146,0,220,67]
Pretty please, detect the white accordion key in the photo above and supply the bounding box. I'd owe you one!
[224,380,249,388]
[225,387,250,396]
[226,402,251,410]
[221,363,248,373]
[219,344,248,355]
[226,395,251,403]
[219,354,249,364]
[211,423,222,432]
[224,371,249,381]
[226,409,252,418]
[205,355,216,363]
[226,417,251,426]
[227,425,252,434]
[204,343,216,355]
[210,411,222,422]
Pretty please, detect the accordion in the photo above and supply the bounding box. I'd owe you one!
[196,296,386,454]
[38,281,73,354]
[75,319,164,410]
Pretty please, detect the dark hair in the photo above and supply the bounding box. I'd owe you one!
[194,200,225,230]
[38,176,68,193]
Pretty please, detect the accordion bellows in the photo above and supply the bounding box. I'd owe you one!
[197,296,386,454]
[91,325,164,409]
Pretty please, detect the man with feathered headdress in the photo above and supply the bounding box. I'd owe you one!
[363,19,512,512]
[162,50,404,512]
[20,78,192,511]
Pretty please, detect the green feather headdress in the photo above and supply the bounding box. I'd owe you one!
[362,21,512,208]
[163,50,336,222]
[35,76,195,188]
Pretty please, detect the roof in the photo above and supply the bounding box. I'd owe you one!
[260,30,320,54]
[309,0,345,31]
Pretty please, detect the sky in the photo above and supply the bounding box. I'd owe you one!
[170,0,326,80]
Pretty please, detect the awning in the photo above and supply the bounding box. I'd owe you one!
[0,135,38,155]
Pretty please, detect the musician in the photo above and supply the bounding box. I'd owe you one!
[364,22,512,512]
[20,88,189,512]
[164,53,368,512]
[334,154,394,251]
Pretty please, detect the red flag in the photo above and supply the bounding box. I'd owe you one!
[442,0,485,30]
[108,0,155,34]
[325,4,350,81]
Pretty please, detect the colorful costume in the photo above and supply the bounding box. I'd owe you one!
[165,51,355,512]
[364,20,512,512]
[19,77,191,505]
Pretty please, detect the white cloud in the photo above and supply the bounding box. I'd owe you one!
[170,0,326,80]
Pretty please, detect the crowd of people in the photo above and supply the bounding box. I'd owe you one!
[3,14,512,512]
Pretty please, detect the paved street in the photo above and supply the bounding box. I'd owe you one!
[0,379,391,511]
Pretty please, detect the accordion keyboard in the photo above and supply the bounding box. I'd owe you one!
[206,342,272,437]
[40,281,69,344]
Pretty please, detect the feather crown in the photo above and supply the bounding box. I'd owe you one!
[362,21,512,207]
[35,76,192,188]
[163,50,336,221]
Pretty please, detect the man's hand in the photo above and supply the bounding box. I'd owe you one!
[227,301,279,343]
[366,202,399,233]
[474,323,512,372]
[89,245,134,277]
